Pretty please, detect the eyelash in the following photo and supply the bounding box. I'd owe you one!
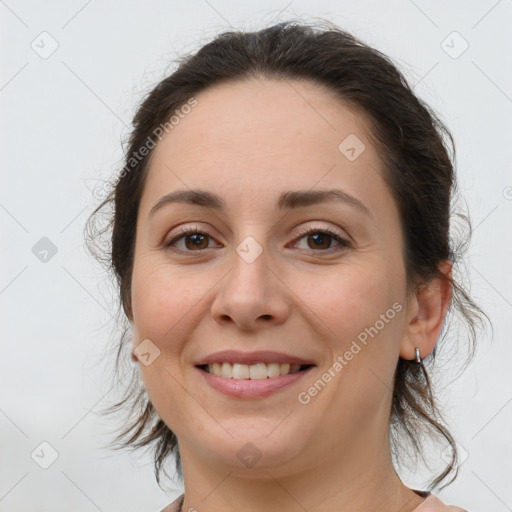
[164,224,351,254]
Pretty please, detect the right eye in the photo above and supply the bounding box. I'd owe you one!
[164,226,219,252]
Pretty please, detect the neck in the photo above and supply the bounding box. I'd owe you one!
[177,434,426,512]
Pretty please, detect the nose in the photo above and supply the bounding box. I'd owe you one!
[209,240,290,331]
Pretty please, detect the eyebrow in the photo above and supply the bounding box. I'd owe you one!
[148,188,371,218]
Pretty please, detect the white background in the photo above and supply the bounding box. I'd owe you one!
[1,1,511,511]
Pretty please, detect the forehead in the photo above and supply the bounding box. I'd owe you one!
[140,77,389,217]
[149,77,375,165]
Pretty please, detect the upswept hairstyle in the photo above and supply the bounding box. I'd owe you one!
[85,19,486,491]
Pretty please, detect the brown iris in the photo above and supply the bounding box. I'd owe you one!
[306,232,332,250]
[184,233,209,250]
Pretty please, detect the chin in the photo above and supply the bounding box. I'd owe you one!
[195,425,310,472]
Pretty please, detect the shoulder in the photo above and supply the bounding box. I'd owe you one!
[412,493,469,512]
[159,492,468,512]
[160,493,184,512]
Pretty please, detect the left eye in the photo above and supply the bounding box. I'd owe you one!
[291,229,350,251]
[164,227,350,252]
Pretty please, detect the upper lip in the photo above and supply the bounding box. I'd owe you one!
[195,350,316,366]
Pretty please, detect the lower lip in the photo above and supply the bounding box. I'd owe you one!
[196,366,315,398]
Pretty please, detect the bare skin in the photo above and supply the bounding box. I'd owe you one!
[129,77,452,511]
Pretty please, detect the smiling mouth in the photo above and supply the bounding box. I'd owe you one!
[197,362,314,379]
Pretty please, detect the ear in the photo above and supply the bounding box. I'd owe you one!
[399,260,453,361]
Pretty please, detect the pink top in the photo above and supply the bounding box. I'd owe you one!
[412,492,468,511]
[160,490,469,511]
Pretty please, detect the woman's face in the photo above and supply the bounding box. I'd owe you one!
[130,78,415,476]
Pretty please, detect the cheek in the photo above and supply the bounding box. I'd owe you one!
[300,267,404,420]
[300,262,406,405]
[131,259,207,339]
[297,263,401,341]
[129,262,202,429]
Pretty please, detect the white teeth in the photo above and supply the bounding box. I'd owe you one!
[267,362,281,378]
[206,362,305,379]
[221,362,231,378]
[249,363,267,380]
[232,363,249,379]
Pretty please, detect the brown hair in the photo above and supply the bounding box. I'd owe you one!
[85,19,487,492]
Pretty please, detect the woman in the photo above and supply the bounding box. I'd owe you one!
[87,20,483,511]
